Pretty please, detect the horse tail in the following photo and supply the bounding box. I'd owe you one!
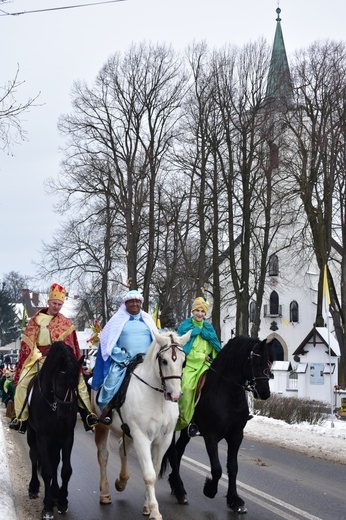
[159,450,170,478]
[159,431,175,478]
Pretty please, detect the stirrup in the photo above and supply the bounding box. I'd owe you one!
[86,413,99,428]
[187,423,201,437]
[9,418,20,430]
[9,418,27,434]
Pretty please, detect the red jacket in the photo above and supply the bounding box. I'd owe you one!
[14,309,81,386]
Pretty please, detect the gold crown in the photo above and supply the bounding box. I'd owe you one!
[49,283,67,302]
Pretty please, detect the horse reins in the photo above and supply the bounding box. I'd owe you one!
[37,368,76,412]
[119,334,185,451]
[131,334,184,395]
[208,347,271,393]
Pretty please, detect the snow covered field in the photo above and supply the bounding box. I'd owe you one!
[244,414,346,465]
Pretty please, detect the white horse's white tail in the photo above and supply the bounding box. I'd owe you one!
[92,329,191,520]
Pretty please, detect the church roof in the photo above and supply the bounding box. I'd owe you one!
[266,7,293,104]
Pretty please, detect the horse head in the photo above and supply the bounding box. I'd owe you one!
[152,330,190,402]
[247,337,274,400]
[39,341,81,410]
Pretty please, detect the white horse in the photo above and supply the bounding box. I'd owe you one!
[91,330,191,520]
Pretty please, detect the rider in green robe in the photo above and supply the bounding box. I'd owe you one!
[176,296,221,434]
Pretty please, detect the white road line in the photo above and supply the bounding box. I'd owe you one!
[181,455,323,520]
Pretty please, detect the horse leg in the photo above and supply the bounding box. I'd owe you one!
[37,436,55,520]
[57,433,74,514]
[168,429,190,504]
[225,432,247,514]
[132,433,161,520]
[115,435,131,492]
[94,423,112,505]
[203,435,222,500]
[50,442,61,507]
[27,426,40,499]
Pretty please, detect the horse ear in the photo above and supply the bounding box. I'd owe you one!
[153,331,166,347]
[179,330,192,346]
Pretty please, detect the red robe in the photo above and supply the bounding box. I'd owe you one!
[14,309,81,386]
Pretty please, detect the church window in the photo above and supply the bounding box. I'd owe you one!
[290,300,299,323]
[269,254,279,276]
[270,290,280,316]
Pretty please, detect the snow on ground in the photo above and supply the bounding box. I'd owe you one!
[244,414,346,465]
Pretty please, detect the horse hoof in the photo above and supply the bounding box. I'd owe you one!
[58,505,68,514]
[29,491,39,499]
[177,495,188,505]
[41,510,54,520]
[99,494,112,505]
[142,505,150,515]
[230,504,247,514]
[115,478,128,492]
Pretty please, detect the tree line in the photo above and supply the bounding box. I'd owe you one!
[26,39,346,384]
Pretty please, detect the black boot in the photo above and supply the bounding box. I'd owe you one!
[187,422,201,437]
[9,418,27,434]
[79,407,99,431]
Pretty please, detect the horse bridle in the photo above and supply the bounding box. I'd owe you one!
[208,346,272,394]
[132,334,185,394]
[246,349,272,393]
[37,368,76,412]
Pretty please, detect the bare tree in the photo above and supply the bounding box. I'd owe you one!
[286,40,346,383]
[0,65,39,153]
[43,43,187,313]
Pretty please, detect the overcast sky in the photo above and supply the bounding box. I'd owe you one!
[1,0,346,286]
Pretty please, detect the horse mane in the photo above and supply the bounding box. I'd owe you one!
[141,330,170,367]
[208,336,273,384]
[41,341,80,388]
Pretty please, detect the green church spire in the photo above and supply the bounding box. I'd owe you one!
[266,7,293,104]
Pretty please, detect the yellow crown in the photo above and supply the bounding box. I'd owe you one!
[49,283,67,302]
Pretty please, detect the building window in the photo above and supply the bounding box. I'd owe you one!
[290,300,299,323]
[269,254,279,276]
[270,290,279,316]
[249,301,256,323]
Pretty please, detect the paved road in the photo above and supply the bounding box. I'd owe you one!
[2,408,346,520]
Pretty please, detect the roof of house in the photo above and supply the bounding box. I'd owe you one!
[293,327,341,357]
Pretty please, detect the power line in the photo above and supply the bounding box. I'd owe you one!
[0,0,126,17]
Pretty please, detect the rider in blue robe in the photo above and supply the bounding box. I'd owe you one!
[91,290,158,411]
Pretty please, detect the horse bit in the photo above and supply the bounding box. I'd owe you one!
[208,347,272,394]
[132,334,185,394]
[37,368,76,412]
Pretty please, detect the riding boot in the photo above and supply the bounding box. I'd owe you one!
[9,418,28,434]
[187,422,201,437]
[78,407,99,432]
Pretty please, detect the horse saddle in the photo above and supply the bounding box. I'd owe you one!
[98,353,144,421]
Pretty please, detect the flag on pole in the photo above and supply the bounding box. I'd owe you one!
[322,265,330,326]
[152,303,161,329]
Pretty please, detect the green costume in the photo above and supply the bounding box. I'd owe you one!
[176,317,221,431]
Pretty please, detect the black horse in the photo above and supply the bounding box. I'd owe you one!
[161,335,274,514]
[27,341,83,520]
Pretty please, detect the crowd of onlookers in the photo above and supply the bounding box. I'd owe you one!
[0,356,17,420]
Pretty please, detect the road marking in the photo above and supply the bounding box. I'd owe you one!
[181,455,323,520]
